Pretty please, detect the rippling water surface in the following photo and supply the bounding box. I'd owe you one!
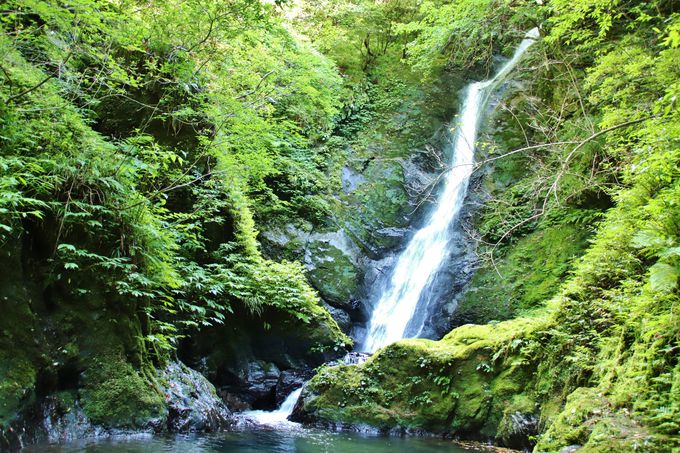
[27,427,488,453]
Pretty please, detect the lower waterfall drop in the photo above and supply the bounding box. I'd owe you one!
[241,387,304,426]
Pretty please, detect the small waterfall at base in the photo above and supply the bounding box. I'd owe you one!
[241,387,303,426]
[362,28,540,353]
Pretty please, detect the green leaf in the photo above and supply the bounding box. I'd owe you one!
[649,263,680,293]
[57,243,77,253]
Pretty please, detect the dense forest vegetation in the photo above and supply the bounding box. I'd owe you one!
[0,0,678,451]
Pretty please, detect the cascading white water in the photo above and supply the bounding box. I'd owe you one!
[362,28,540,353]
[242,387,303,425]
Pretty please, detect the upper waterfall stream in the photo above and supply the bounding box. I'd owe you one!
[362,28,540,353]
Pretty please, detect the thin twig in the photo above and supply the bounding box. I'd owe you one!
[8,51,73,102]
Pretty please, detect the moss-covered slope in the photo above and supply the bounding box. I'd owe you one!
[296,167,680,449]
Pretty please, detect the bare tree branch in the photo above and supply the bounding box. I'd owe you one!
[7,51,73,102]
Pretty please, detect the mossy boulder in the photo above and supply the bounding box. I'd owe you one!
[80,352,166,428]
[293,317,545,447]
[159,361,232,431]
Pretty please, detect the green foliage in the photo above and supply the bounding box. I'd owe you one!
[295,0,421,82]
[633,223,680,293]
[546,0,670,50]
[0,0,350,428]
[0,0,350,340]
[398,0,540,76]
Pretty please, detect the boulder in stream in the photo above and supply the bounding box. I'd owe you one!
[160,361,232,432]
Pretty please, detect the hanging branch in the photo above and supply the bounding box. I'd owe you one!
[488,114,662,250]
[236,69,276,100]
[0,64,14,90]
[7,51,73,102]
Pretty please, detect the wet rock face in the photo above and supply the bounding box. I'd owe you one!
[243,361,280,409]
[0,361,231,451]
[259,224,366,322]
[275,370,313,406]
[0,395,106,451]
[352,210,478,345]
[413,227,478,340]
[256,99,475,346]
[218,361,281,411]
[371,227,410,253]
[288,387,317,425]
[323,303,352,333]
[216,360,316,412]
[259,224,310,262]
[160,361,232,432]
[501,411,539,450]
[341,166,366,194]
[304,233,363,313]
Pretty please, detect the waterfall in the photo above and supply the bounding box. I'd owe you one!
[362,28,540,353]
[236,29,540,429]
[242,387,303,425]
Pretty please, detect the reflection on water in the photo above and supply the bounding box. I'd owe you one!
[26,427,489,453]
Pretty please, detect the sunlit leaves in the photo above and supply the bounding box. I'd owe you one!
[397,0,539,76]
[659,14,680,48]
[649,263,679,293]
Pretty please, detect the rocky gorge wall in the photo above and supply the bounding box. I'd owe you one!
[258,69,484,347]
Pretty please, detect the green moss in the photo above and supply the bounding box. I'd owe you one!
[534,388,607,450]
[306,240,361,308]
[80,352,166,427]
[0,355,36,426]
[454,224,591,325]
[301,317,546,436]
[582,415,665,452]
[534,388,669,452]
